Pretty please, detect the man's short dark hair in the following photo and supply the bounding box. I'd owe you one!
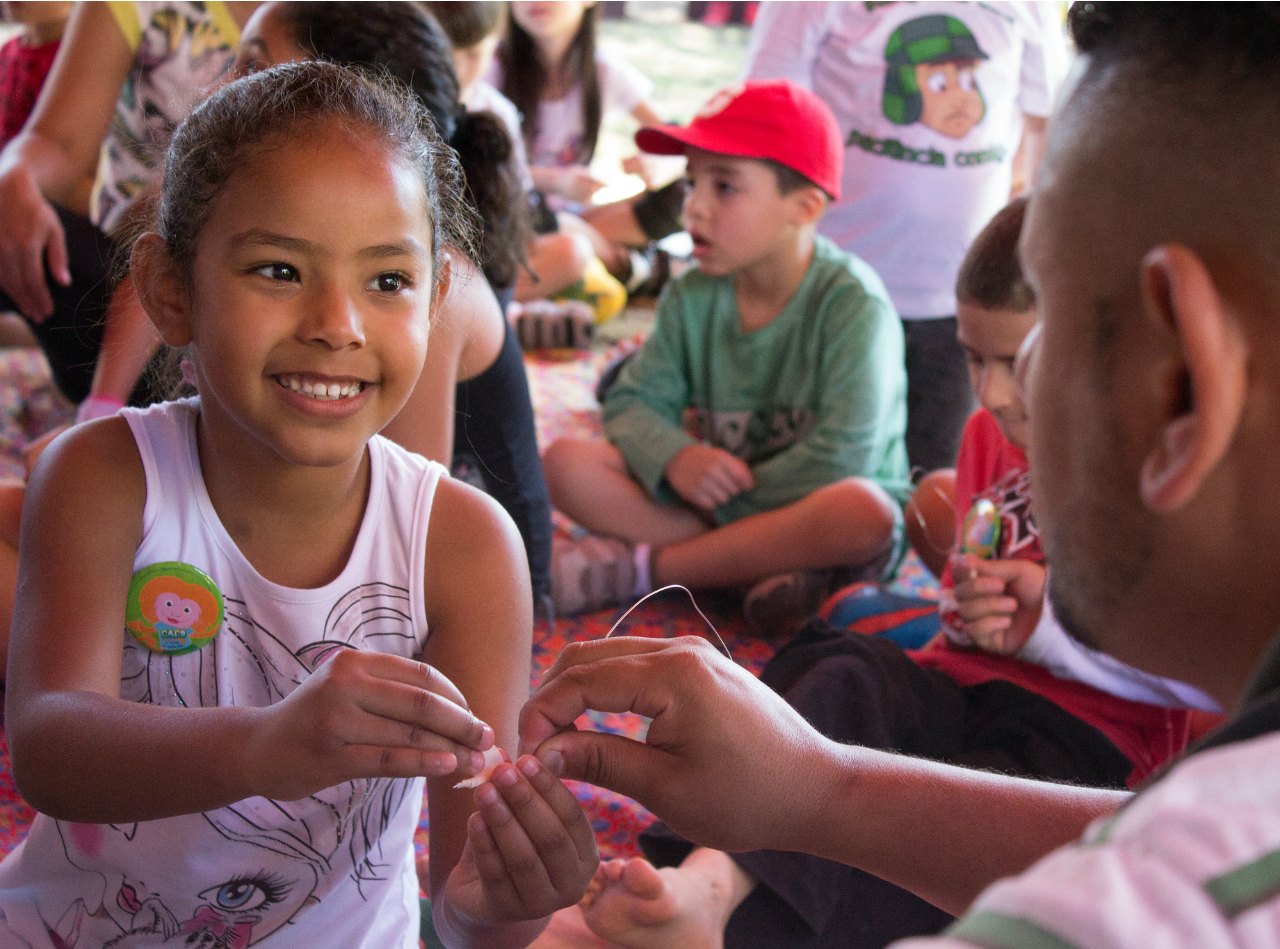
[1069,3,1280,83]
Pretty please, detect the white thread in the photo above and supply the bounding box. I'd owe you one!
[603,583,733,658]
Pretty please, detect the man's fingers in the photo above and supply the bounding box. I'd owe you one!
[534,635,707,689]
[522,639,721,751]
[531,728,671,809]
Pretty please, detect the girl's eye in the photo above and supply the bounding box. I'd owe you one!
[371,272,410,293]
[252,263,299,282]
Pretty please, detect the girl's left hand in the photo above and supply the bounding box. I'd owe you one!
[443,754,599,933]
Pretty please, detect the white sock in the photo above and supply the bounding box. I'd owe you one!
[633,543,652,597]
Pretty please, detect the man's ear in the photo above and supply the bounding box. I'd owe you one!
[130,233,193,347]
[1138,244,1247,512]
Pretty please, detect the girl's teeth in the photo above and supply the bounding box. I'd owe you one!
[279,376,363,401]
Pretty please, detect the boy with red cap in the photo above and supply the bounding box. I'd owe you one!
[543,79,910,628]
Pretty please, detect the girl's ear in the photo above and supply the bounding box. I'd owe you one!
[431,250,454,312]
[131,233,193,347]
[1138,244,1247,512]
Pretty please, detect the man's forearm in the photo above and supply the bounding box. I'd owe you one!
[795,739,1129,916]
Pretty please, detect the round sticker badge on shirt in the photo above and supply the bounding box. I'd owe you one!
[125,562,224,655]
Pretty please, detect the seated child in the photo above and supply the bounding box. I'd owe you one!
[555,196,1220,949]
[543,80,910,627]
[427,0,597,307]
[492,0,682,300]
[0,61,595,947]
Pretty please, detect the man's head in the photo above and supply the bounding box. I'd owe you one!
[1022,3,1280,707]
[425,1,505,97]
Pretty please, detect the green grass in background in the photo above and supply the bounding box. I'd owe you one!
[594,2,750,190]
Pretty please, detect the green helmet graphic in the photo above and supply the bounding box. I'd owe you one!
[882,15,989,126]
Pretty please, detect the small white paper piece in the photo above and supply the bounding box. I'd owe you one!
[453,744,505,789]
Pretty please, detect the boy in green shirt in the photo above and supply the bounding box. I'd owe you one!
[544,80,909,628]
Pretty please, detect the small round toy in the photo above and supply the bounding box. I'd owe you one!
[960,498,1001,560]
[125,561,224,655]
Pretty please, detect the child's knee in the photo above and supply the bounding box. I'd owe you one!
[905,469,956,569]
[542,438,620,497]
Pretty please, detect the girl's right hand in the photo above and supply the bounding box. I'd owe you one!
[246,649,496,800]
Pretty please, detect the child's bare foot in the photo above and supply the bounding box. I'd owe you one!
[580,857,730,949]
[529,904,616,947]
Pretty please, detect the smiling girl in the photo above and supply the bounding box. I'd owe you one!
[0,62,595,948]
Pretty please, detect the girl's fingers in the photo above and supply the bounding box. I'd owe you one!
[356,678,492,750]
[467,810,524,912]
[343,743,463,781]
[473,772,559,911]
[514,753,599,865]
[325,652,491,749]
[473,759,597,911]
[355,651,472,707]
[505,756,598,878]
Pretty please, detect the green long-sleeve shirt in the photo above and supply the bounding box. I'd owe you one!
[604,236,910,524]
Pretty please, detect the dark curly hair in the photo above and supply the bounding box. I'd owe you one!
[276,1,529,290]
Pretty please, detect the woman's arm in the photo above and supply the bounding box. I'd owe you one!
[0,3,134,319]
[630,100,663,129]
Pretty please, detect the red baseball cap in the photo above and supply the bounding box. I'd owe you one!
[635,79,843,200]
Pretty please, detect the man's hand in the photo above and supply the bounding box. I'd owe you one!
[519,636,828,853]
